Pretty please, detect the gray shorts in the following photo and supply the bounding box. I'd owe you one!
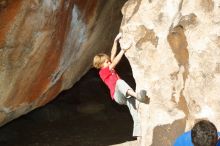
[114,79,132,105]
[113,79,141,137]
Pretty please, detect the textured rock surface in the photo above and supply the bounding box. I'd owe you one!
[119,0,220,145]
[0,0,125,125]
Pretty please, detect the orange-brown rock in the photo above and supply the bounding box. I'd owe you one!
[0,0,125,126]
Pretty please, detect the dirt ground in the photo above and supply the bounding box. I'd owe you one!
[0,57,137,146]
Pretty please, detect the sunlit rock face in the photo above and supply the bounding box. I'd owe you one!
[119,0,220,145]
[0,0,125,125]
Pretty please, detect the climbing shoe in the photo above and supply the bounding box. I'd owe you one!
[137,90,150,104]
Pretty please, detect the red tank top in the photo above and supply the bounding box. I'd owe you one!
[99,67,120,99]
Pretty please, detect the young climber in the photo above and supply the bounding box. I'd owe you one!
[93,33,150,138]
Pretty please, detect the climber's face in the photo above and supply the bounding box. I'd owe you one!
[102,59,111,68]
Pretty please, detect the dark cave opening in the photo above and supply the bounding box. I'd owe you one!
[0,56,136,146]
[0,0,136,145]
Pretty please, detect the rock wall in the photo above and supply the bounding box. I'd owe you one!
[0,0,125,126]
[119,0,220,145]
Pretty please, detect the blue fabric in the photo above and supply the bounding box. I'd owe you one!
[217,139,220,146]
[174,131,193,146]
[173,131,220,146]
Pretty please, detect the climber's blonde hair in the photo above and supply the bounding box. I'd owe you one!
[93,53,110,69]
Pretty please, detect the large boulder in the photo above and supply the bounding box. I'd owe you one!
[0,0,125,126]
[119,0,220,145]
